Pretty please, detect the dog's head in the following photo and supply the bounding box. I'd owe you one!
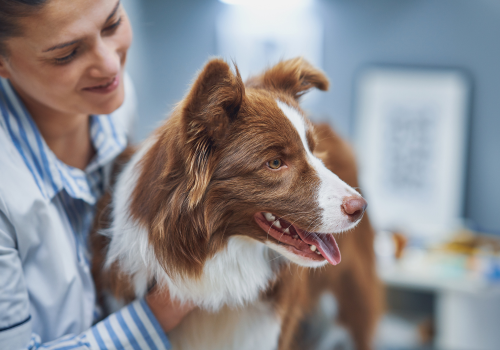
[129,58,366,281]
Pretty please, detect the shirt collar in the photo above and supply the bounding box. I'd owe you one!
[0,78,127,204]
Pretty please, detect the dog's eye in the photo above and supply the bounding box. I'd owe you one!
[268,159,282,170]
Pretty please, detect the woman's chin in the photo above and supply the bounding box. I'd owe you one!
[86,88,125,115]
[94,100,124,115]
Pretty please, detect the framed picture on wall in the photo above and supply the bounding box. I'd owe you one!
[354,67,470,241]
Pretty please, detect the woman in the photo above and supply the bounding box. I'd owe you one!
[0,0,192,349]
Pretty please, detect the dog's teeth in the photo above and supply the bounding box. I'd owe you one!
[264,212,275,222]
[316,251,321,255]
[310,245,317,252]
[284,228,290,234]
[294,235,299,239]
[274,220,282,229]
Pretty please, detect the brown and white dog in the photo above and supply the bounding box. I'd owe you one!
[92,58,382,350]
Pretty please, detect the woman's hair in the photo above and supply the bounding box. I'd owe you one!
[0,0,49,56]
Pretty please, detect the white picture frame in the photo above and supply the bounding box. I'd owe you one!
[354,67,470,241]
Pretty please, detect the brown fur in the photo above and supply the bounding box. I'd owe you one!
[91,57,382,349]
[128,58,327,280]
[308,124,384,350]
[258,125,384,350]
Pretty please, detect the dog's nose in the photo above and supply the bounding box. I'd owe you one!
[341,196,367,222]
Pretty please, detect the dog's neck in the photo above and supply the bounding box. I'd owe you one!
[105,138,283,311]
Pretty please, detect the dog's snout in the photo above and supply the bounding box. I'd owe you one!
[341,196,367,222]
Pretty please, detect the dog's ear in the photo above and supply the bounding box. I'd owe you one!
[182,58,245,208]
[246,57,329,99]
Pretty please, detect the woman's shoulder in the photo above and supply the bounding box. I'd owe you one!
[0,128,45,224]
[0,98,49,225]
[0,124,39,185]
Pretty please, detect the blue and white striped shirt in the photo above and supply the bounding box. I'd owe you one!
[0,76,170,350]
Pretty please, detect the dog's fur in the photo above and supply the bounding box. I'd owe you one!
[91,58,382,350]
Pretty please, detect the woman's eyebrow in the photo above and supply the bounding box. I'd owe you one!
[42,0,121,53]
[43,39,81,53]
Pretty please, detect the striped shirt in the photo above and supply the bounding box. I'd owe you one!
[0,76,170,350]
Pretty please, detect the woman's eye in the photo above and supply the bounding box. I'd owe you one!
[268,159,282,170]
[103,17,122,33]
[54,49,78,65]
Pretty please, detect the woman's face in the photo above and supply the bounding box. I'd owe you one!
[0,0,132,117]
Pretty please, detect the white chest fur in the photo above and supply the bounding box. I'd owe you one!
[168,300,281,350]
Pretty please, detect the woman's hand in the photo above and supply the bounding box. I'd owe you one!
[145,286,195,333]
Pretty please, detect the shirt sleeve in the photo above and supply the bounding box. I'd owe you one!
[0,206,171,350]
[25,299,171,350]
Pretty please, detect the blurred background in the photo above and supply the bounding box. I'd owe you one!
[121,1,500,349]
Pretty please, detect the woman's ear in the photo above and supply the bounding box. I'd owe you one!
[0,56,12,79]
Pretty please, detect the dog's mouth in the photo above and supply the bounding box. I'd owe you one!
[254,212,341,265]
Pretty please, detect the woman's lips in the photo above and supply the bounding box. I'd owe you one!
[83,76,120,94]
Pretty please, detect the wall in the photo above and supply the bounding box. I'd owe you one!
[124,0,500,232]
[124,0,220,139]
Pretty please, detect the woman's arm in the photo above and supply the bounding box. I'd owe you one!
[23,300,171,350]
[146,287,194,334]
[0,206,189,350]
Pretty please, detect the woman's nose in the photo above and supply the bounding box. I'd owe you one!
[88,39,121,78]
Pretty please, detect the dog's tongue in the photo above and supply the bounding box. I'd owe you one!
[297,229,341,265]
